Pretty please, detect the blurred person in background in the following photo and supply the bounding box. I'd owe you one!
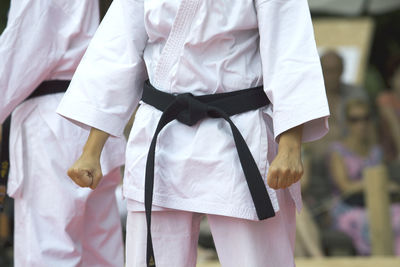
[377,59,400,163]
[0,1,126,266]
[303,50,369,186]
[328,98,400,255]
[321,51,368,130]
[294,152,325,257]
[301,51,369,253]
[306,50,368,159]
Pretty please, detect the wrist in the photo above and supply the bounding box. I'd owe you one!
[277,124,303,153]
[81,127,109,158]
[277,143,301,157]
[82,144,103,159]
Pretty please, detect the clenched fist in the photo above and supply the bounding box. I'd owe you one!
[267,148,303,189]
[67,127,110,190]
[267,124,304,189]
[67,155,103,190]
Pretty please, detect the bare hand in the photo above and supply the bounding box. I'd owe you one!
[267,125,304,189]
[267,148,304,189]
[67,127,110,190]
[67,154,103,190]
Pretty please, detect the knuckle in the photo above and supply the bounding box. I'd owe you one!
[274,168,282,176]
[67,168,76,176]
[269,166,278,174]
[267,180,276,188]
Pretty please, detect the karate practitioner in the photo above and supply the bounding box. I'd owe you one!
[0,1,125,266]
[59,0,330,266]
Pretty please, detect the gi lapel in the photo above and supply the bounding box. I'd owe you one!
[152,0,201,90]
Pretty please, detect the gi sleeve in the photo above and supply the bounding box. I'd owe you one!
[0,0,82,123]
[56,0,148,137]
[255,0,330,143]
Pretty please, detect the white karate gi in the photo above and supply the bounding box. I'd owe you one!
[0,1,125,266]
[57,0,330,265]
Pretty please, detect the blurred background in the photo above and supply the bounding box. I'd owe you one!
[1,0,400,266]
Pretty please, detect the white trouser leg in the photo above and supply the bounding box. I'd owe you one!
[81,168,124,267]
[125,189,296,267]
[11,113,124,266]
[13,168,124,267]
[125,209,202,267]
[208,188,296,267]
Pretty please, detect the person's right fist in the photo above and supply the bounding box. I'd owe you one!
[67,156,103,190]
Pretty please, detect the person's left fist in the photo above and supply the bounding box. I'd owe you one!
[267,149,303,189]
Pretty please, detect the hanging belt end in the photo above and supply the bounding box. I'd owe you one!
[256,203,276,221]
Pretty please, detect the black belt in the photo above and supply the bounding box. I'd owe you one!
[0,80,70,211]
[141,80,276,267]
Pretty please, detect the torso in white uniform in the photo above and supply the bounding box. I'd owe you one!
[57,0,330,220]
[0,0,126,197]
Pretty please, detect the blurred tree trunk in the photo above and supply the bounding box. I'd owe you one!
[364,164,394,255]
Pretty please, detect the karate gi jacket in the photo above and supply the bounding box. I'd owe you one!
[58,0,330,220]
[0,0,126,197]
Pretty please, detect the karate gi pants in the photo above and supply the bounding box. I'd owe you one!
[126,188,296,267]
[13,167,124,267]
[10,99,124,267]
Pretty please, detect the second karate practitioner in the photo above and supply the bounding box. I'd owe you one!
[59,0,330,266]
[0,1,125,266]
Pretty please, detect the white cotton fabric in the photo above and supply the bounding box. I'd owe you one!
[126,188,296,267]
[57,0,330,220]
[0,1,126,266]
[0,0,125,200]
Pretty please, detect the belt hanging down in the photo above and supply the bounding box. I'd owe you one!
[141,80,276,267]
[0,80,70,211]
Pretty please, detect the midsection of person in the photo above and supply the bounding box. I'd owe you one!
[3,0,106,194]
[9,94,125,199]
[1,1,126,266]
[125,102,274,220]
[58,0,330,223]
[125,0,277,218]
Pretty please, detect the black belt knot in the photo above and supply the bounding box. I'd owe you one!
[141,80,275,267]
[175,93,216,126]
[173,93,233,125]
